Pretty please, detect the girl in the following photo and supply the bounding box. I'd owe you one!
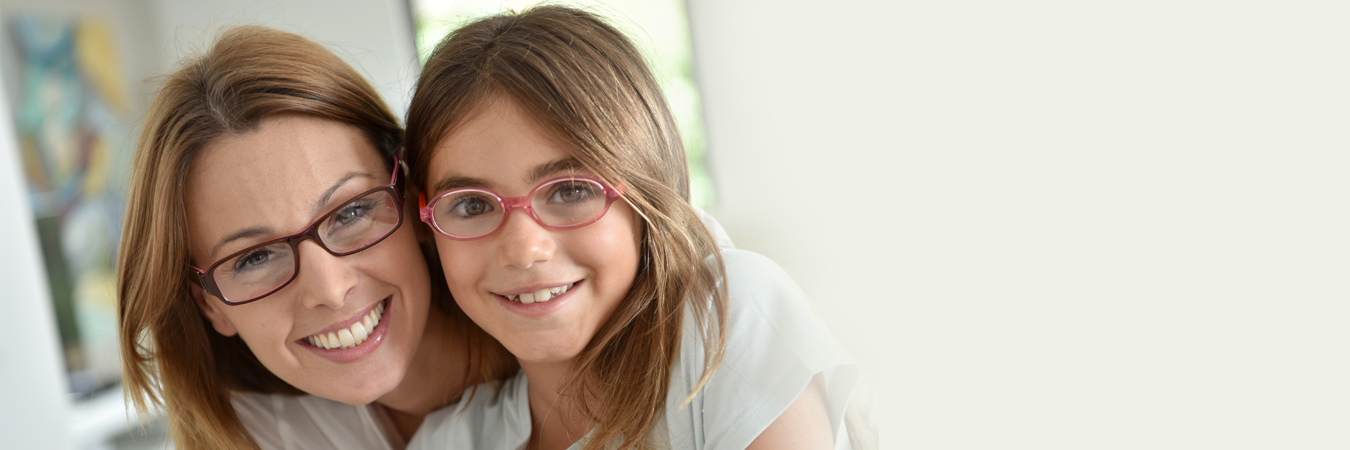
[117,26,515,449]
[404,6,871,449]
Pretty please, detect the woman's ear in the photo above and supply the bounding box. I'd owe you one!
[191,284,239,337]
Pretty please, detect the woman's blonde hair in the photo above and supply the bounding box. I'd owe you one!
[118,26,512,449]
[406,6,728,449]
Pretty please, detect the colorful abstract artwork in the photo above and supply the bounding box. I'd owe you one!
[5,13,130,397]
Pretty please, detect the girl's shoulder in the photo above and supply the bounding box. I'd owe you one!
[231,391,395,450]
[406,372,533,450]
[668,248,865,449]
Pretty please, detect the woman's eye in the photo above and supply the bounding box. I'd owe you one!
[334,201,373,226]
[233,250,274,272]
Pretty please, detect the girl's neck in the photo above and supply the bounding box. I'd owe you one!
[376,308,472,439]
[520,360,598,450]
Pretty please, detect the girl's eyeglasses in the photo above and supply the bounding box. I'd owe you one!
[419,176,623,241]
[187,156,405,305]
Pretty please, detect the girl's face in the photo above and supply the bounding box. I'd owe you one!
[426,97,642,367]
[186,115,431,405]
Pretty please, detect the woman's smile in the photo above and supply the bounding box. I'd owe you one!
[298,297,391,363]
[186,115,432,404]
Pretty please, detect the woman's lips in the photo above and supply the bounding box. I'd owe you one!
[298,298,391,363]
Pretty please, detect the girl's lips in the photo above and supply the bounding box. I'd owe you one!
[298,298,392,363]
[494,280,583,318]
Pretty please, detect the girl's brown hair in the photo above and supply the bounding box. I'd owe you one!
[118,26,511,449]
[405,6,728,449]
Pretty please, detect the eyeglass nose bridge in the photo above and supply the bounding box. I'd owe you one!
[493,193,546,231]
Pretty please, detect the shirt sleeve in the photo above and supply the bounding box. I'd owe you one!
[692,249,861,450]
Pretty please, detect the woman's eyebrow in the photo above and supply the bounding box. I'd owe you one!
[211,226,272,258]
[209,171,376,259]
[314,171,377,214]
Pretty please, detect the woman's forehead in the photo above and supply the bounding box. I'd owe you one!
[184,116,387,258]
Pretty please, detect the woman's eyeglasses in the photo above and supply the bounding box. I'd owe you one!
[187,156,404,305]
[419,176,622,241]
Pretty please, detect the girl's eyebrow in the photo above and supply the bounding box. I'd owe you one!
[527,157,585,183]
[430,157,586,194]
[431,175,493,195]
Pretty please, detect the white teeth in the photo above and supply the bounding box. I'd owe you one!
[351,321,368,343]
[505,283,576,304]
[307,301,386,349]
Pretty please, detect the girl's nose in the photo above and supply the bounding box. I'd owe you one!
[496,210,556,269]
[294,240,356,310]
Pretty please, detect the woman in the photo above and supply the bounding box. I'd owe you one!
[116,26,514,449]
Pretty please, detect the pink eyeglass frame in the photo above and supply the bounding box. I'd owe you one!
[418,175,624,241]
[186,154,405,305]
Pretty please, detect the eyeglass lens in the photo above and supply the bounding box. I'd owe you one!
[431,178,609,238]
[211,189,401,302]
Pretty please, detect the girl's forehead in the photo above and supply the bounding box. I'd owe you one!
[429,97,574,184]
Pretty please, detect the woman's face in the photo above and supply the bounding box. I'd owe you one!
[186,115,430,405]
[425,97,642,367]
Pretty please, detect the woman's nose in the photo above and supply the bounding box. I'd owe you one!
[294,240,356,309]
[496,210,556,269]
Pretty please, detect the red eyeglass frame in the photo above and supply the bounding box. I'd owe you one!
[417,175,624,241]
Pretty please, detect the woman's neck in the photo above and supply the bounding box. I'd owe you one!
[375,309,471,439]
[521,360,597,450]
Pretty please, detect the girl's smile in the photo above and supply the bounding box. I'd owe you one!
[426,95,642,366]
[490,280,581,318]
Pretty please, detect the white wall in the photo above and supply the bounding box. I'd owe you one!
[0,29,74,450]
[149,0,419,120]
[687,0,1349,448]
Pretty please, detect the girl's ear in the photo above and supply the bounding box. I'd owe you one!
[191,284,239,337]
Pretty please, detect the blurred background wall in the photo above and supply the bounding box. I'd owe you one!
[4,0,1349,449]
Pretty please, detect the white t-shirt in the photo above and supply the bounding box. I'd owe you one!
[226,207,738,450]
[407,248,867,450]
[233,392,403,450]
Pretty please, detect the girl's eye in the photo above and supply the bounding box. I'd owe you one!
[447,194,496,218]
[548,182,597,204]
